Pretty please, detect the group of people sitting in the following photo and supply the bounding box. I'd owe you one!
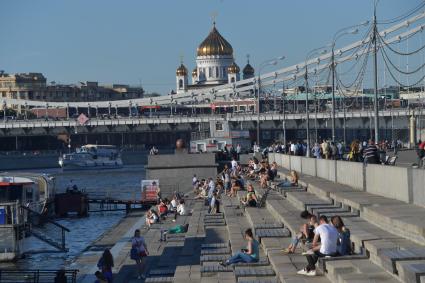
[145,193,187,227]
[280,210,352,276]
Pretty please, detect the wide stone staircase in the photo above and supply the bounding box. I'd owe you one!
[257,166,425,283]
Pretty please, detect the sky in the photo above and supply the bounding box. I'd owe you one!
[0,0,421,95]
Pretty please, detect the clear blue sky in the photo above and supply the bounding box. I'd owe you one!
[0,0,419,94]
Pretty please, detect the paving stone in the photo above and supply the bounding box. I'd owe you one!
[255,228,290,238]
[234,266,275,278]
[254,223,283,230]
[201,265,234,273]
[237,277,279,283]
[201,255,229,262]
[202,242,229,249]
[234,258,270,266]
[145,276,174,283]
[149,268,175,276]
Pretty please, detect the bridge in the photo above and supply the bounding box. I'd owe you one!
[1,8,425,148]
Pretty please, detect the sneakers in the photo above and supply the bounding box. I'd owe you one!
[297,268,317,276]
[281,248,293,254]
[219,261,228,267]
[301,249,314,255]
[172,219,176,222]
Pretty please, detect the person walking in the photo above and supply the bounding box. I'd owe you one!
[130,229,149,280]
[97,248,114,282]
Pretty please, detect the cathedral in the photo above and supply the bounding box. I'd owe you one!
[175,22,255,94]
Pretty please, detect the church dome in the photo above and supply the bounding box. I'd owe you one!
[227,62,240,74]
[243,62,255,76]
[197,23,233,57]
[192,67,197,77]
[176,64,188,76]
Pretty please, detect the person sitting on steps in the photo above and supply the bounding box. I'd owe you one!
[220,228,259,266]
[282,211,317,254]
[297,215,338,277]
[277,170,298,188]
[240,183,258,207]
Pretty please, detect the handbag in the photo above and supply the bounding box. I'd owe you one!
[130,247,139,260]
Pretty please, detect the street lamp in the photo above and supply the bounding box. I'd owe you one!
[256,56,285,146]
[330,20,369,142]
[305,47,328,157]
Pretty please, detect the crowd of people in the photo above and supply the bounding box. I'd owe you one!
[265,138,404,164]
[90,150,357,281]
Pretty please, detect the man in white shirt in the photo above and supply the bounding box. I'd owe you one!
[297,215,338,276]
[290,142,296,155]
[231,158,238,172]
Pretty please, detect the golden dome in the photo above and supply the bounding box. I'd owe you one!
[197,24,233,57]
[227,62,240,74]
[192,67,197,77]
[176,64,188,76]
[243,62,255,75]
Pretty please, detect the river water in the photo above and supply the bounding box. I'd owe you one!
[0,165,146,270]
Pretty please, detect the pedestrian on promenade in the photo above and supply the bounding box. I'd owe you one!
[220,228,259,266]
[97,248,114,282]
[363,139,379,164]
[131,229,149,280]
[311,143,321,159]
[297,215,338,276]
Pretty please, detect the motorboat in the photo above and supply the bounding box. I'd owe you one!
[59,144,123,170]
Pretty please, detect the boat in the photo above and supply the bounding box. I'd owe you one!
[0,173,56,261]
[58,144,123,170]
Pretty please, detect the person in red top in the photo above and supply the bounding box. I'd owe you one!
[157,199,168,218]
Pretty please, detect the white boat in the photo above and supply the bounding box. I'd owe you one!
[59,144,123,170]
[0,173,56,261]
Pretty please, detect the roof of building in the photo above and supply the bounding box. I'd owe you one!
[197,23,233,57]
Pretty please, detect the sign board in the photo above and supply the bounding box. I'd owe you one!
[77,113,89,125]
[141,180,159,203]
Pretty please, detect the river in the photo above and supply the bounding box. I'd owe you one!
[0,165,146,270]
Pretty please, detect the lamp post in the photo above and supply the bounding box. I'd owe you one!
[331,20,369,142]
[256,56,285,146]
[305,47,328,157]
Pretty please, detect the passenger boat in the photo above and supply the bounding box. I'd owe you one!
[58,144,123,170]
[0,173,56,261]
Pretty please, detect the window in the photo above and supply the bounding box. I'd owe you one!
[216,67,219,78]
[223,67,226,77]
[215,122,223,131]
[209,67,212,78]
[179,79,183,88]
[231,77,235,83]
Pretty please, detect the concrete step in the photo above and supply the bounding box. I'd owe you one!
[201,255,229,263]
[148,268,175,276]
[145,277,174,283]
[379,247,425,274]
[201,247,231,255]
[396,260,425,283]
[202,242,229,249]
[325,259,399,283]
[200,264,234,275]
[237,276,279,283]
[285,191,332,211]
[255,228,290,239]
[234,266,276,279]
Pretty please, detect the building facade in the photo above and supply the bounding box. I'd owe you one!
[0,72,145,102]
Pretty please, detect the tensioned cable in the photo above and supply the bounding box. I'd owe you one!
[378,30,425,56]
[378,2,425,25]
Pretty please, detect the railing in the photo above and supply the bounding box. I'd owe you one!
[0,269,78,283]
[21,205,70,252]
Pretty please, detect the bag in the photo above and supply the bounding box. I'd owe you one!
[130,248,139,260]
[140,250,148,257]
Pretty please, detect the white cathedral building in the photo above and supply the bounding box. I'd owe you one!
[175,22,255,94]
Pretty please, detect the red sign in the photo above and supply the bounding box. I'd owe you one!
[77,113,89,125]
